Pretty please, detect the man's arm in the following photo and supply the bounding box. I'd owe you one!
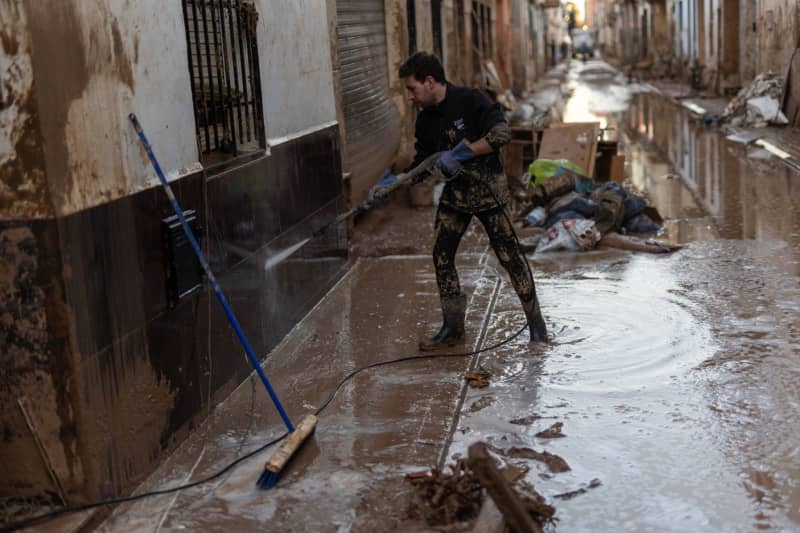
[459,90,511,157]
[434,91,512,178]
[464,122,512,156]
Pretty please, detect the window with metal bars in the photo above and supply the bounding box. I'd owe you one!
[181,0,265,165]
[471,1,493,62]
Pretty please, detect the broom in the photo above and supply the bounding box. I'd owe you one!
[129,114,315,489]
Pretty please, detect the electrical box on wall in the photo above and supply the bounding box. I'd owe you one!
[161,210,204,308]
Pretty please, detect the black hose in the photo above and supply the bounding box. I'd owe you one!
[3,157,539,533]
[0,321,527,533]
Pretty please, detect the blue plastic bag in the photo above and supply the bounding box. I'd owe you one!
[623,195,647,222]
[624,213,661,234]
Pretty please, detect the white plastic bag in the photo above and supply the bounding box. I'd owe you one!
[536,219,600,253]
[746,96,789,126]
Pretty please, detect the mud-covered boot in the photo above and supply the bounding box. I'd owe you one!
[419,294,466,351]
[523,297,548,343]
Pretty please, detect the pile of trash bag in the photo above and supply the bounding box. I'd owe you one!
[520,161,663,254]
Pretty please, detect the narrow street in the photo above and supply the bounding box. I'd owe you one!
[86,60,800,532]
[5,0,800,531]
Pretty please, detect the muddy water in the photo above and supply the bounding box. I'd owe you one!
[451,61,800,531]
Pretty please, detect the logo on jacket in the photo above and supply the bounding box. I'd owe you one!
[453,118,465,130]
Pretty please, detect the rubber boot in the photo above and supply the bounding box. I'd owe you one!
[419,294,466,351]
[523,297,548,343]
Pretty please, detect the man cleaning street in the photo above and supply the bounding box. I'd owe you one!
[370,52,548,349]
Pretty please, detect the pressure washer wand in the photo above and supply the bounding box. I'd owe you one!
[312,152,443,237]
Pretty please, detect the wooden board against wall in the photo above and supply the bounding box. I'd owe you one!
[782,48,800,128]
[537,122,600,177]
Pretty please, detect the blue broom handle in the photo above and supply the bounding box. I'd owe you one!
[128,114,295,433]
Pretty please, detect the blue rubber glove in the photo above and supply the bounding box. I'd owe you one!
[368,170,398,203]
[436,140,475,179]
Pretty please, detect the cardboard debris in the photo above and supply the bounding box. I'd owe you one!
[537,122,600,178]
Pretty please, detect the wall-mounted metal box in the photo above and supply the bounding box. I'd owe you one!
[161,210,204,308]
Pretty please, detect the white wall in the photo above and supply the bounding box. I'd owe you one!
[16,0,199,217]
[257,0,338,143]
[4,0,339,218]
[673,0,697,60]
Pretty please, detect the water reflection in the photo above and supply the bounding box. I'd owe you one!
[527,62,800,531]
[621,91,800,530]
[624,92,800,251]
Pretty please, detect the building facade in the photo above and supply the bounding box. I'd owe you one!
[594,0,799,92]
[1,0,347,505]
[1,0,570,516]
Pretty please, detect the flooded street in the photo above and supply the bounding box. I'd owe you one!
[81,61,800,533]
[450,60,800,531]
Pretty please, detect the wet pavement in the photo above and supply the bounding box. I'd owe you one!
[84,60,800,532]
[451,60,800,531]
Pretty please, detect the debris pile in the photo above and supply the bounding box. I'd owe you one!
[515,168,675,254]
[721,72,788,127]
[407,445,557,530]
[406,460,484,526]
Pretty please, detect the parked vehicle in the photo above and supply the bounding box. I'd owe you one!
[571,28,594,60]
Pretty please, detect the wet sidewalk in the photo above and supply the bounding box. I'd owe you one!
[93,206,526,532]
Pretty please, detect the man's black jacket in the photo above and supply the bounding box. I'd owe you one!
[410,83,512,212]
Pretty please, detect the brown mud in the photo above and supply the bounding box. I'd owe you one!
[534,422,565,439]
[504,447,572,474]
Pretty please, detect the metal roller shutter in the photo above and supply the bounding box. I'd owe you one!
[337,0,401,201]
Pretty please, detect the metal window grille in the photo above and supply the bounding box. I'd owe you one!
[431,0,443,63]
[181,0,265,162]
[407,0,417,55]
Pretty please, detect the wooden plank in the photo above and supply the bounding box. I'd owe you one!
[537,122,600,177]
[609,155,625,183]
[782,49,800,127]
[467,442,540,533]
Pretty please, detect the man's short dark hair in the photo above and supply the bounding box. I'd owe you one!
[399,52,446,83]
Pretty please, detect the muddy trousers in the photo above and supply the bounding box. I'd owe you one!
[433,202,542,330]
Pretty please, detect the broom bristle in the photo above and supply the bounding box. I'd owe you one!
[256,469,281,489]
